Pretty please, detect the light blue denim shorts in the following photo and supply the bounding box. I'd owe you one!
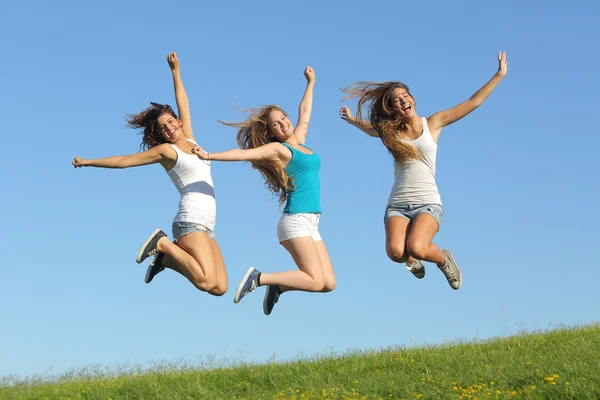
[384,203,444,226]
[172,221,215,242]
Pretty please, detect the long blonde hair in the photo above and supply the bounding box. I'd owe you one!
[219,105,292,206]
[342,81,421,164]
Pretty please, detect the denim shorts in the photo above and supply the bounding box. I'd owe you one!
[277,213,322,243]
[172,221,215,242]
[384,203,444,226]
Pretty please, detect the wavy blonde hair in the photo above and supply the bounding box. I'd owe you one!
[219,105,293,206]
[342,81,421,164]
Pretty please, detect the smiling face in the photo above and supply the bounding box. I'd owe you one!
[267,109,293,141]
[390,87,416,118]
[156,113,182,142]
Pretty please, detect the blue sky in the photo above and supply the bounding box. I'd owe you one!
[1,0,599,378]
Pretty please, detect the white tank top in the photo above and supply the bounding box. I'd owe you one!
[167,139,216,230]
[388,118,442,206]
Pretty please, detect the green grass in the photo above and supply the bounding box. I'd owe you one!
[2,324,599,399]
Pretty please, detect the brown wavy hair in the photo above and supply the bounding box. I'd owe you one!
[342,81,421,164]
[219,105,292,206]
[127,102,178,151]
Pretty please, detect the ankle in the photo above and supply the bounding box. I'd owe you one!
[156,237,168,253]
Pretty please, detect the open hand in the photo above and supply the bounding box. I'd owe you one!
[497,51,507,77]
[72,157,88,168]
[304,66,315,83]
[339,105,354,123]
[167,52,180,71]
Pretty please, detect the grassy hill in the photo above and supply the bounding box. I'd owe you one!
[1,324,598,399]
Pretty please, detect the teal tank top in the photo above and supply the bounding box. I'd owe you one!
[281,143,321,214]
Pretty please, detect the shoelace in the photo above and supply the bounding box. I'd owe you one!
[442,263,457,283]
[407,260,421,271]
[242,280,257,297]
[148,248,158,257]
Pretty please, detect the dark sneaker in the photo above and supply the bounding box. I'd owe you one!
[439,249,462,290]
[407,259,425,279]
[145,253,165,284]
[263,285,282,315]
[136,229,167,264]
[233,267,261,304]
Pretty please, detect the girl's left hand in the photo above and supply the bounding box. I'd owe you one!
[191,145,208,160]
[497,51,508,77]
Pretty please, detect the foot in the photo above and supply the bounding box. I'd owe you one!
[145,253,165,284]
[439,249,462,290]
[407,259,425,279]
[263,285,282,315]
[136,228,167,264]
[233,266,261,304]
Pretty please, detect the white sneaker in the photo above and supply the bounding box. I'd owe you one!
[407,259,425,279]
[439,249,462,290]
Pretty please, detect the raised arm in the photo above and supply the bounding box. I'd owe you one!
[191,142,289,163]
[72,144,175,169]
[339,105,379,138]
[293,66,315,144]
[167,52,194,141]
[427,51,508,138]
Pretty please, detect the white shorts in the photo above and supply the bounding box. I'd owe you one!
[276,213,322,243]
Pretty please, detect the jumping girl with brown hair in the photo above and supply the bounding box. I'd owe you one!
[72,53,228,295]
[340,51,508,290]
[192,66,335,315]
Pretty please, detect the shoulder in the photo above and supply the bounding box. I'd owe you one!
[424,115,442,142]
[153,143,177,159]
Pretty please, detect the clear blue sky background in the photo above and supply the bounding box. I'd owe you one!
[1,0,598,378]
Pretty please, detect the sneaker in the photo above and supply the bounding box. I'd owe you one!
[233,266,261,304]
[263,285,282,315]
[145,253,165,284]
[439,249,462,290]
[407,259,425,279]
[136,228,167,264]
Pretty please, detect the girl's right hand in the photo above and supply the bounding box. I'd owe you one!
[339,105,354,123]
[191,145,209,160]
[72,157,88,168]
[167,52,180,72]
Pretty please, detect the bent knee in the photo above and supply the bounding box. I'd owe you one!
[209,286,227,296]
[387,244,408,263]
[407,240,430,260]
[195,276,218,293]
[321,279,336,293]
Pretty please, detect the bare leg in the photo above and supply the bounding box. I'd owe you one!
[405,214,445,266]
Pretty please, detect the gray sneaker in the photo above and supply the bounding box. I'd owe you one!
[439,249,462,290]
[233,267,261,304]
[263,285,282,315]
[407,259,425,279]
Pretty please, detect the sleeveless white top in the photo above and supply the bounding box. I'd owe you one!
[167,139,216,230]
[388,118,442,206]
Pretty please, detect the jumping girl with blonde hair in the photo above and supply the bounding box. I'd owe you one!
[73,53,228,295]
[340,52,508,290]
[192,66,335,315]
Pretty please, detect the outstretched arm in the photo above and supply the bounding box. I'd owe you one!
[191,142,288,163]
[294,66,315,144]
[72,144,174,169]
[339,105,379,138]
[428,51,508,138]
[167,52,194,141]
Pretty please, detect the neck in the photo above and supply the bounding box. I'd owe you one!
[283,136,298,146]
[402,114,421,130]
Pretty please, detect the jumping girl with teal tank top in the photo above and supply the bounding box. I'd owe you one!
[192,66,336,316]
